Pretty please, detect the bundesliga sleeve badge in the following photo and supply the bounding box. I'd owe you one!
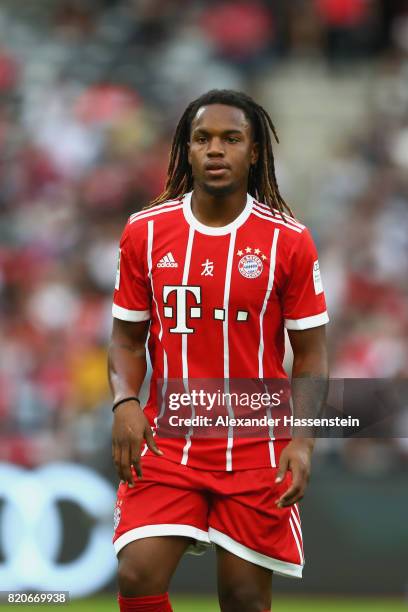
[313,260,324,295]
[115,248,121,290]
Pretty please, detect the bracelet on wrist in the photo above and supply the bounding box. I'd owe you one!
[112,396,140,413]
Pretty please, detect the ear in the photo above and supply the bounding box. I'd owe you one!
[187,141,191,165]
[250,142,259,166]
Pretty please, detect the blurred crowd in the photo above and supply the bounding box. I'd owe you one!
[0,0,407,471]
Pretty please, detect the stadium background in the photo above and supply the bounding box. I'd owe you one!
[0,0,407,610]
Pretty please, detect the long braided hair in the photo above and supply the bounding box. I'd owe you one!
[145,89,294,219]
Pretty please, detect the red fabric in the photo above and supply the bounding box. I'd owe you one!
[75,84,140,124]
[0,48,19,91]
[200,1,274,58]
[118,592,172,611]
[112,454,303,575]
[112,193,328,471]
[315,0,368,27]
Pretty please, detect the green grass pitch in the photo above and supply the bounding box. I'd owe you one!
[0,596,407,611]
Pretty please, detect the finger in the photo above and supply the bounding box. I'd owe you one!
[279,488,304,507]
[275,452,289,483]
[131,440,143,480]
[276,465,306,507]
[120,443,134,487]
[145,427,163,456]
[132,456,143,480]
[276,483,303,508]
[112,443,123,482]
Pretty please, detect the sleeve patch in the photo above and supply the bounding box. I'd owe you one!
[313,260,323,295]
[115,248,121,290]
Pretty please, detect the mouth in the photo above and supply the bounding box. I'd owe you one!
[205,168,228,178]
[204,164,230,178]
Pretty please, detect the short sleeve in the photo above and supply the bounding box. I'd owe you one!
[112,220,151,322]
[281,228,329,330]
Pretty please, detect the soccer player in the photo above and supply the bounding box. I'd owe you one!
[108,89,329,612]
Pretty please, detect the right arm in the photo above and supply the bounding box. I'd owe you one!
[108,317,162,486]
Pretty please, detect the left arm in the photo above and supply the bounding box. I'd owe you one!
[275,325,329,508]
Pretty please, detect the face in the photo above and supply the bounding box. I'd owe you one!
[187,104,259,197]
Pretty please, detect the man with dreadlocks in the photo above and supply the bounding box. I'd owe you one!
[109,90,329,612]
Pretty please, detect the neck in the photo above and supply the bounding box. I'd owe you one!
[191,184,248,228]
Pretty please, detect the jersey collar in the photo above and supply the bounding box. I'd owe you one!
[182,191,254,236]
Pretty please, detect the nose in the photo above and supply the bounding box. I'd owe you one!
[207,137,224,156]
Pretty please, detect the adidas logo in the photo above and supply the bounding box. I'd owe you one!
[157,252,178,268]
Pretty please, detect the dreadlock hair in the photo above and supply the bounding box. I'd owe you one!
[145,89,294,219]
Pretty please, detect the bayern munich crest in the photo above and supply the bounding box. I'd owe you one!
[237,246,266,279]
[238,255,263,278]
[113,505,121,531]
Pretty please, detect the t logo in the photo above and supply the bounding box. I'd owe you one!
[163,285,201,333]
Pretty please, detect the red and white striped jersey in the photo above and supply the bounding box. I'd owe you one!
[112,192,329,471]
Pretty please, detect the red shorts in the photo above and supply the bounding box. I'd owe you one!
[112,455,304,579]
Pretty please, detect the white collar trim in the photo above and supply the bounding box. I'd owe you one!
[182,191,253,236]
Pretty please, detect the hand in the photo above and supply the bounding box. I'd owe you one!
[275,438,314,508]
[112,400,163,486]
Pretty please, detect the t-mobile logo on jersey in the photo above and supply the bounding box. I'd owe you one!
[163,285,250,333]
[163,285,201,333]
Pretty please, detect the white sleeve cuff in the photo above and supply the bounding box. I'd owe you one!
[285,311,329,330]
[112,303,150,322]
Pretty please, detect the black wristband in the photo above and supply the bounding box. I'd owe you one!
[112,396,140,413]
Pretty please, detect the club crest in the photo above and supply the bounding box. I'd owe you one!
[238,254,264,279]
[113,505,121,531]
